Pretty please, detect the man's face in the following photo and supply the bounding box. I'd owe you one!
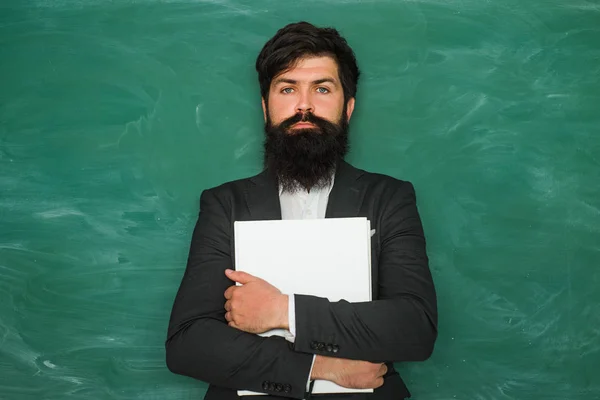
[261,55,356,192]
[262,56,355,130]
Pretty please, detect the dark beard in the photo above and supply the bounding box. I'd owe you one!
[263,109,349,193]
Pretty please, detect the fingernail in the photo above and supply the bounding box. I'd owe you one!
[225,269,233,275]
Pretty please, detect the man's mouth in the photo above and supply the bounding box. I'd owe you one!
[292,122,315,129]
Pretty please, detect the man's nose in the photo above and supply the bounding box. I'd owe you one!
[295,90,314,113]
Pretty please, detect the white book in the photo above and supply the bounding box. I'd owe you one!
[234,217,372,396]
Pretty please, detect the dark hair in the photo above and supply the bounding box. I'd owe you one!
[256,21,360,104]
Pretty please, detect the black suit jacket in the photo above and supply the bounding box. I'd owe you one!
[166,161,438,399]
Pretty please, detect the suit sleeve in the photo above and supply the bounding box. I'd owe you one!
[293,181,438,362]
[165,188,313,399]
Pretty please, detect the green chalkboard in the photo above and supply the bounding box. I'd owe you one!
[1,0,599,399]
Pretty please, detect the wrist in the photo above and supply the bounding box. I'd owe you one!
[279,294,289,330]
[310,355,331,381]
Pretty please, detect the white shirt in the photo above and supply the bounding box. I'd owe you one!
[279,177,334,390]
[279,182,332,221]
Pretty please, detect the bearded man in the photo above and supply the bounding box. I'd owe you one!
[166,21,438,400]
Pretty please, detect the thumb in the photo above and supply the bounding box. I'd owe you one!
[225,269,256,284]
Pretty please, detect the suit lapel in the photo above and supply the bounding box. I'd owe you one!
[245,169,282,220]
[245,161,364,220]
[325,160,365,219]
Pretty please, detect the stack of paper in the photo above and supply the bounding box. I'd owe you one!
[234,217,372,396]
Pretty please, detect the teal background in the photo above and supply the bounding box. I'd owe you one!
[1,1,599,399]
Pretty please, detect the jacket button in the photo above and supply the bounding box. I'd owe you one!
[275,383,283,392]
[326,343,333,352]
[268,382,275,391]
[262,381,270,390]
[283,384,292,393]
[317,342,325,351]
[310,341,319,350]
[332,344,340,353]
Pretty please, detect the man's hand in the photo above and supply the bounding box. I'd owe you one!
[224,269,288,334]
[311,355,387,389]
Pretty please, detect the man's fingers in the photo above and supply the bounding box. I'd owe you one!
[374,377,384,388]
[225,311,232,322]
[224,300,231,312]
[224,285,235,300]
[225,269,256,285]
[378,363,387,377]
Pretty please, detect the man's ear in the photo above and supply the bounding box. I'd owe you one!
[345,97,356,121]
[261,97,267,123]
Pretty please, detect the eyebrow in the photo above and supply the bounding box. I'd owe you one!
[272,77,338,86]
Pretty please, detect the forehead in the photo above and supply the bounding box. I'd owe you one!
[274,55,340,83]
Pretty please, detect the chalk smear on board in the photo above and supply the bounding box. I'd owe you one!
[36,208,84,219]
[447,93,488,134]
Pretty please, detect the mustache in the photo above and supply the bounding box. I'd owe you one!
[276,112,333,132]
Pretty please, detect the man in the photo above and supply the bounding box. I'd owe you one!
[166,21,437,399]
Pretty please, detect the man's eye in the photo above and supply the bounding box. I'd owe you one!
[316,87,329,94]
[281,88,294,94]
